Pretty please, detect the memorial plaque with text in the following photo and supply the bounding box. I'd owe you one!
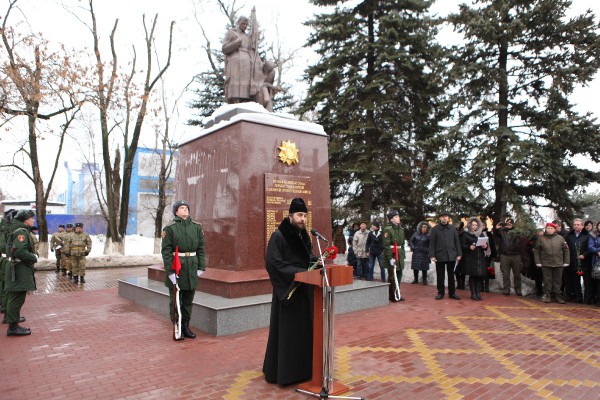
[265,173,312,243]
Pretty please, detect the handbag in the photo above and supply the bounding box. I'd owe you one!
[592,258,600,280]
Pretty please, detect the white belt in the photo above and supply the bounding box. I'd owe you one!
[173,252,196,257]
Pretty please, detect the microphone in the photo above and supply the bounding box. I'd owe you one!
[310,229,329,243]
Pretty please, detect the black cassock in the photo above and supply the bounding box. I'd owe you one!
[263,218,315,385]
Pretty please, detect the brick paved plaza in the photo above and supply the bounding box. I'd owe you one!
[1,267,599,399]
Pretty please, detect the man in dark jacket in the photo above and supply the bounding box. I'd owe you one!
[4,210,36,336]
[429,211,462,300]
[493,219,523,296]
[263,197,317,385]
[161,200,206,339]
[366,221,384,282]
[564,219,589,303]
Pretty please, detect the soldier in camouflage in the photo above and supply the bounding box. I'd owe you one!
[68,222,92,284]
[50,224,66,273]
[63,223,74,277]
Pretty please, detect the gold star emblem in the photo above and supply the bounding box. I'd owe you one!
[277,140,299,165]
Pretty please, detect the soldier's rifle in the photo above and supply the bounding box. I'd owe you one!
[171,246,184,341]
[392,243,401,301]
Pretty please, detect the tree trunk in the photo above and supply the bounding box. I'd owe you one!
[493,30,510,224]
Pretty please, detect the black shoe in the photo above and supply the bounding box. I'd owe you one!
[73,276,79,283]
[182,323,196,339]
[423,279,428,285]
[62,270,67,276]
[411,279,418,284]
[449,294,461,300]
[435,294,444,300]
[515,291,522,296]
[7,323,31,336]
[55,268,60,273]
[68,272,72,278]
[80,276,86,283]
[471,294,479,301]
[476,293,482,301]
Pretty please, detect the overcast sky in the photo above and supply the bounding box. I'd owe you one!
[1,0,599,200]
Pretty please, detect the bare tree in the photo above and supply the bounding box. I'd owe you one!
[0,0,84,257]
[79,0,174,254]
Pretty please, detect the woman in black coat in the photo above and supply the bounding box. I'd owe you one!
[461,217,489,301]
[409,221,431,284]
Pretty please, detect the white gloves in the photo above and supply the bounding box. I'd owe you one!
[563,264,569,267]
[536,264,542,268]
[197,270,204,278]
[168,273,176,284]
[390,259,396,267]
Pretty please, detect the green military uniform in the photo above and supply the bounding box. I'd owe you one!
[68,224,91,283]
[50,226,66,272]
[383,219,405,302]
[5,213,37,336]
[161,201,206,338]
[1,210,17,314]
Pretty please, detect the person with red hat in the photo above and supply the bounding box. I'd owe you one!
[534,223,570,303]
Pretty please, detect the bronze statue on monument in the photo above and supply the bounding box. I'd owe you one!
[222,9,283,112]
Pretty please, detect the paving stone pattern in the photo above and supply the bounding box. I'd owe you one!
[1,269,599,399]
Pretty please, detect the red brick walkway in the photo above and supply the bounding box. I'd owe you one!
[1,273,599,399]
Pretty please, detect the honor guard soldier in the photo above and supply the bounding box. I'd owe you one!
[63,223,74,277]
[1,209,18,314]
[68,223,92,284]
[161,200,206,339]
[4,210,37,336]
[50,224,66,273]
[383,210,406,302]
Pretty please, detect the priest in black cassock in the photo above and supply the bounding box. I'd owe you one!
[263,197,318,385]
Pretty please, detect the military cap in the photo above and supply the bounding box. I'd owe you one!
[172,200,190,215]
[387,210,399,221]
[66,223,73,228]
[59,224,65,228]
[15,209,35,221]
[75,222,83,228]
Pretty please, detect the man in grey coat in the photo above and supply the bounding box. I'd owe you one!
[429,211,462,300]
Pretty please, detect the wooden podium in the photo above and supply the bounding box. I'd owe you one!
[295,265,354,396]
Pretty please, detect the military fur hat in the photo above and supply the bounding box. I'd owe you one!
[15,209,35,221]
[172,200,190,215]
[75,222,83,228]
[58,224,65,228]
[387,210,399,221]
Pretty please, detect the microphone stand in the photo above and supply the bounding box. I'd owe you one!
[296,235,364,400]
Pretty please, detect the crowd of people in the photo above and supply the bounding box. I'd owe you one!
[0,209,92,336]
[340,212,600,306]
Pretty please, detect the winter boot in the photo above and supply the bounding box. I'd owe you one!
[79,276,86,283]
[55,266,60,273]
[475,278,483,301]
[469,277,478,301]
[68,272,72,278]
[182,321,196,339]
[422,272,428,285]
[411,270,418,284]
[72,276,79,284]
[7,323,31,336]
[61,269,67,276]
[542,293,550,303]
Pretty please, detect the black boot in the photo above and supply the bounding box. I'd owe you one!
[80,276,86,283]
[422,272,428,285]
[7,323,31,336]
[411,270,418,284]
[73,275,79,283]
[182,321,196,339]
[56,266,60,273]
[475,278,483,300]
[469,277,478,301]
[68,272,72,278]
[61,269,67,276]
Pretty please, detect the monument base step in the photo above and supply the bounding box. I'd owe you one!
[118,277,389,336]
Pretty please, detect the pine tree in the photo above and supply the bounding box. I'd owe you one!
[432,0,600,222]
[300,0,448,226]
